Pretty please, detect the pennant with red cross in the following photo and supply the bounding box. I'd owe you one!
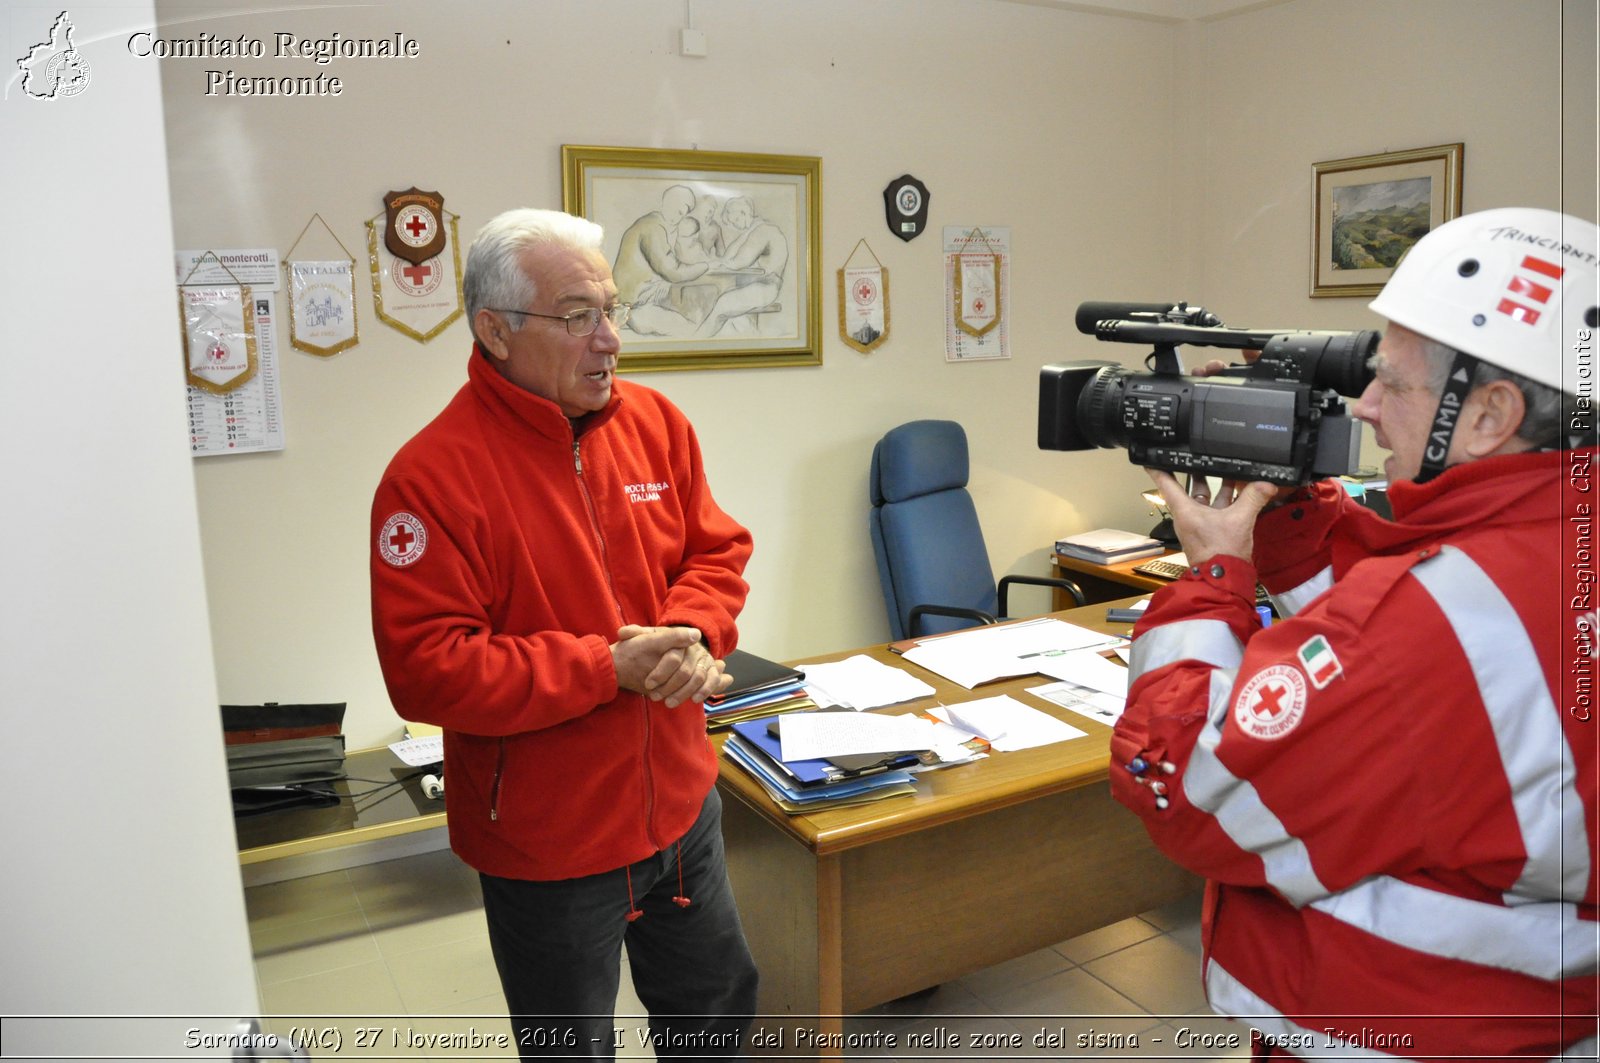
[366,201,464,343]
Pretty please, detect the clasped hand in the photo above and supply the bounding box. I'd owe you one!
[611,625,732,708]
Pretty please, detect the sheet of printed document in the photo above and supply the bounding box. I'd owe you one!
[927,695,1086,752]
[390,734,443,767]
[1029,647,1131,696]
[800,654,937,710]
[778,711,938,762]
[901,617,1125,689]
[1028,680,1127,725]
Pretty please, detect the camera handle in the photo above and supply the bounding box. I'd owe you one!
[1146,343,1185,375]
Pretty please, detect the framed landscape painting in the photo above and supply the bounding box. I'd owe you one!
[1311,143,1463,298]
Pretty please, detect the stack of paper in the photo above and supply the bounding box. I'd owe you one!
[800,654,937,710]
[901,617,1125,689]
[722,713,922,813]
[1056,528,1164,563]
[926,696,1085,752]
[704,649,813,730]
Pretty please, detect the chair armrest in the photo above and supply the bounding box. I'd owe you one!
[998,574,1086,614]
[907,604,998,638]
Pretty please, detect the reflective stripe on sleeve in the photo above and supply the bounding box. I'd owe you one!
[1268,565,1334,619]
[1128,617,1244,683]
[1205,960,1410,1060]
[1409,546,1590,904]
[1183,667,1332,906]
[1210,954,1595,1059]
[1310,875,1598,980]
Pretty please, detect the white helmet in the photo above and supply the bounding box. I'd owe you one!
[1369,207,1598,395]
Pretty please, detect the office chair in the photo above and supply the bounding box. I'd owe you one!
[869,419,1086,640]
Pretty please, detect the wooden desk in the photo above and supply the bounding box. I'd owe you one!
[1051,549,1177,607]
[716,599,1199,1055]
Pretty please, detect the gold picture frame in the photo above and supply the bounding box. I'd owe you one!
[1311,142,1463,298]
[563,145,822,372]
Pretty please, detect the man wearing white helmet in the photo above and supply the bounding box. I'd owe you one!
[1111,208,1598,1059]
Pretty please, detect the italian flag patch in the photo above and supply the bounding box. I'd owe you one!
[1297,634,1343,689]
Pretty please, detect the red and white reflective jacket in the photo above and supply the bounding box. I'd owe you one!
[1111,449,1598,1060]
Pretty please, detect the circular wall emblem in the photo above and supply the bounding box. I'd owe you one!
[394,207,439,249]
[1232,664,1308,741]
[852,277,877,305]
[378,512,428,568]
[897,186,922,216]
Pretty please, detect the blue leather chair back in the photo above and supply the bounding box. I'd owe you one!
[869,420,999,640]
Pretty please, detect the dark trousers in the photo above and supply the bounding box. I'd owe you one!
[480,788,758,1061]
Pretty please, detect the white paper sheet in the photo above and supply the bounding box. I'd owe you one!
[1030,648,1131,696]
[901,617,1125,689]
[800,654,937,710]
[389,734,443,767]
[929,694,1085,752]
[777,712,937,762]
[1028,680,1127,725]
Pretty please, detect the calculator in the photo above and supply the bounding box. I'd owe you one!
[1135,553,1277,615]
[1134,557,1190,581]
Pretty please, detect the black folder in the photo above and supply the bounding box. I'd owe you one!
[705,649,804,706]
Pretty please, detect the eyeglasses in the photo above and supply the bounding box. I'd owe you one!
[489,303,632,337]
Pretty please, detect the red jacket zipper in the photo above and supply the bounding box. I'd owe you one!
[571,440,660,851]
[489,738,505,822]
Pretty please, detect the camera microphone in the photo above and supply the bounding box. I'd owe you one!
[1073,301,1221,335]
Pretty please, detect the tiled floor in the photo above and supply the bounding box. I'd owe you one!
[247,847,1251,1060]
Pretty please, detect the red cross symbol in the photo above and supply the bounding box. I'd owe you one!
[401,263,432,286]
[1252,682,1288,718]
[388,523,415,555]
[405,214,429,238]
[973,298,986,314]
[855,280,873,301]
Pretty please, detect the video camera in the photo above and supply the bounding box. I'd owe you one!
[1038,301,1379,485]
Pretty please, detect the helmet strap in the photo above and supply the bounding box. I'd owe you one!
[1414,349,1481,485]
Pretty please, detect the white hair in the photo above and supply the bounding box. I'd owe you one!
[1413,332,1565,447]
[463,209,605,339]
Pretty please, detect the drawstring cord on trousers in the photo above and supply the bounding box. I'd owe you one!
[624,842,692,922]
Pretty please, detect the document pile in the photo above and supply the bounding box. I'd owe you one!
[927,695,1086,752]
[799,654,937,710]
[900,617,1126,689]
[1055,527,1164,564]
[703,649,813,730]
[722,711,931,813]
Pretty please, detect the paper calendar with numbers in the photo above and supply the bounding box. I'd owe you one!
[187,290,285,457]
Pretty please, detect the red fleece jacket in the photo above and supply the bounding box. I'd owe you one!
[370,347,752,880]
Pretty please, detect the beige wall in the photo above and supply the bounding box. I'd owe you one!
[161,0,1597,748]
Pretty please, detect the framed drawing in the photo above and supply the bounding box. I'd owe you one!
[562,145,822,372]
[1311,143,1463,298]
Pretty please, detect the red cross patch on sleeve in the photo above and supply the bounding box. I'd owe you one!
[378,511,428,568]
[1233,664,1308,741]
